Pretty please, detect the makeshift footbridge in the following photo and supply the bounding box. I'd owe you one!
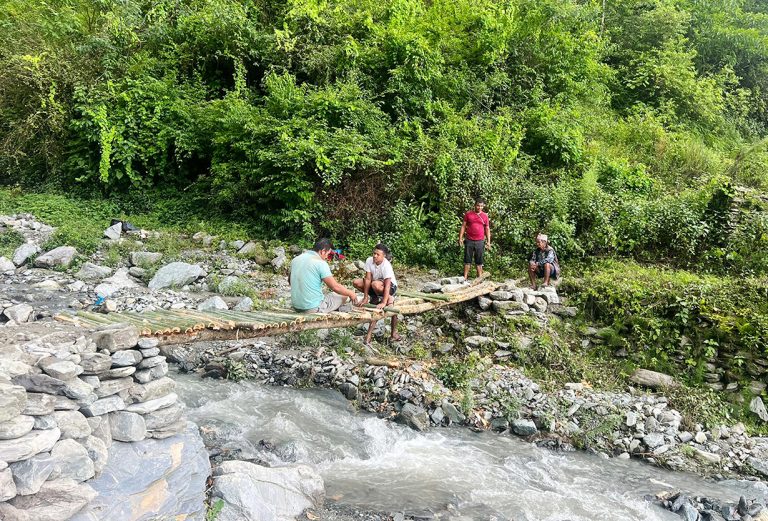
[55,279,498,346]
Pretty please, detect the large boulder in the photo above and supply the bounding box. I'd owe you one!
[237,242,271,264]
[3,303,34,323]
[50,439,95,482]
[394,403,429,432]
[75,263,112,281]
[0,428,60,463]
[0,256,15,273]
[33,246,77,269]
[94,267,139,298]
[197,296,228,311]
[148,262,204,290]
[92,325,139,352]
[212,460,324,521]
[129,251,163,267]
[629,369,678,390]
[10,452,57,495]
[12,243,39,267]
[8,478,97,520]
[103,223,122,240]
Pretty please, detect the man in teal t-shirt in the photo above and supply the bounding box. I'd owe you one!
[289,238,360,313]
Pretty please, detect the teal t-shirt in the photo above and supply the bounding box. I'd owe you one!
[290,250,332,310]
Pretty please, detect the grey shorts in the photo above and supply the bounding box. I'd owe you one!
[296,292,348,314]
[535,263,558,279]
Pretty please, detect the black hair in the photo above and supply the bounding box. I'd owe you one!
[475,198,486,205]
[374,243,392,261]
[312,238,333,252]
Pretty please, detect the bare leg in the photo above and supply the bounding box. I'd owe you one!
[388,294,401,341]
[543,263,551,286]
[352,278,365,291]
[528,263,537,289]
[364,321,376,344]
[476,264,483,277]
[463,264,470,279]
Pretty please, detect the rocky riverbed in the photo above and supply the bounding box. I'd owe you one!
[4,212,768,520]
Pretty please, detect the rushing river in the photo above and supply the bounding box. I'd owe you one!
[174,371,767,520]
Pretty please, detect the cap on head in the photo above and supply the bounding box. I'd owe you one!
[536,234,548,243]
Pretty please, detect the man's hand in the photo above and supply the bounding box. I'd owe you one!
[457,237,463,247]
[352,295,364,307]
[360,297,369,306]
[376,301,386,310]
[486,242,492,251]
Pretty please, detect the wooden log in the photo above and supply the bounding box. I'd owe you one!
[365,357,401,368]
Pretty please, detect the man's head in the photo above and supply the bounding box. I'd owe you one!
[535,233,548,250]
[372,243,390,265]
[312,238,334,260]
[474,198,486,213]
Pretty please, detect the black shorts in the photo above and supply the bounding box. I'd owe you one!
[535,263,558,279]
[368,284,397,304]
[464,239,485,266]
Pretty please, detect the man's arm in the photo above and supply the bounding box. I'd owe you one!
[322,275,357,301]
[378,278,392,310]
[458,220,466,246]
[485,223,491,250]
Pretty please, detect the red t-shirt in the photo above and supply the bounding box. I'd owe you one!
[463,211,489,241]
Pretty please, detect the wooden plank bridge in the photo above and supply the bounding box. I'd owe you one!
[55,280,498,345]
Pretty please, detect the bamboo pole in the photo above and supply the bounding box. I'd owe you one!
[397,290,451,302]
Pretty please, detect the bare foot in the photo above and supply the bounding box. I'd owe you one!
[390,333,402,342]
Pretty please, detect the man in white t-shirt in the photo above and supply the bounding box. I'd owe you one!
[353,243,401,344]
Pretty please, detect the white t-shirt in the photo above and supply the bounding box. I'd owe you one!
[364,257,398,287]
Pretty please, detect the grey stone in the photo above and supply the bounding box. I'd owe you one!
[492,300,526,312]
[147,419,186,439]
[643,433,665,449]
[94,267,139,298]
[0,359,32,380]
[0,383,26,423]
[94,377,133,398]
[489,290,514,301]
[34,246,77,269]
[233,297,253,312]
[109,411,146,442]
[81,376,100,389]
[430,407,445,425]
[3,303,33,323]
[477,296,492,310]
[441,402,465,424]
[694,449,721,465]
[0,415,34,440]
[421,282,442,293]
[126,393,178,414]
[197,296,228,311]
[50,439,95,482]
[678,431,693,443]
[110,350,142,367]
[10,453,56,495]
[34,415,58,430]
[139,347,160,357]
[52,411,91,439]
[748,457,768,478]
[629,368,678,390]
[237,242,271,264]
[9,478,97,520]
[22,393,56,416]
[137,337,159,349]
[12,243,39,266]
[70,423,208,521]
[751,396,768,422]
[143,403,184,430]
[0,428,60,463]
[441,283,467,293]
[92,325,139,352]
[212,460,323,521]
[134,362,168,383]
[80,395,125,417]
[39,357,80,380]
[464,335,493,349]
[138,355,165,369]
[129,251,162,267]
[148,262,204,290]
[395,404,429,431]
[103,223,122,240]
[61,377,94,401]
[695,431,708,444]
[79,436,108,474]
[87,416,112,448]
[80,353,112,375]
[102,366,136,378]
[511,419,538,436]
[128,266,145,278]
[126,377,175,404]
[75,263,112,281]
[0,256,15,273]
[0,466,15,501]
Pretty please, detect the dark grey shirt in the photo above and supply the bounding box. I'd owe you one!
[530,246,560,272]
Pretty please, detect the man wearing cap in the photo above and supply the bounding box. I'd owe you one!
[528,234,560,289]
[289,238,360,313]
[458,198,491,279]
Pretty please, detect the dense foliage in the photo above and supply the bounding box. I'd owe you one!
[1,0,768,272]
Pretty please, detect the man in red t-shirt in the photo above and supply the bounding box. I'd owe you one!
[458,198,491,279]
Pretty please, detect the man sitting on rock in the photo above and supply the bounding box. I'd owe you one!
[353,243,401,344]
[289,238,360,313]
[528,234,560,289]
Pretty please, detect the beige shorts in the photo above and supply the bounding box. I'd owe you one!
[297,292,348,314]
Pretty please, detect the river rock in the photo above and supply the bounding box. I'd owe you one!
[134,362,168,384]
[103,223,122,240]
[511,419,538,436]
[0,256,15,273]
[94,377,133,399]
[0,383,27,423]
[79,436,108,474]
[234,297,253,312]
[80,353,112,375]
[110,350,142,367]
[643,433,665,449]
[3,303,33,323]
[139,347,160,357]
[80,396,125,417]
[61,377,94,402]
[126,377,175,404]
[0,466,15,501]
[138,355,165,369]
[34,415,58,430]
[147,419,186,439]
[0,415,34,440]
[129,251,162,267]
[143,403,184,431]
[15,372,68,395]
[12,243,39,266]
[34,246,77,269]
[10,453,56,495]
[750,397,768,422]
[212,460,324,521]
[126,393,178,415]
[92,325,139,352]
[87,416,112,448]
[39,357,80,380]
[492,300,526,312]
[75,263,112,281]
[395,404,429,432]
[441,402,465,424]
[0,428,60,463]
[9,478,97,520]
[22,393,56,416]
[70,422,208,521]
[50,439,95,482]
[148,262,204,290]
[94,267,140,298]
[52,411,91,439]
[109,411,146,442]
[197,296,228,311]
[629,369,678,389]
